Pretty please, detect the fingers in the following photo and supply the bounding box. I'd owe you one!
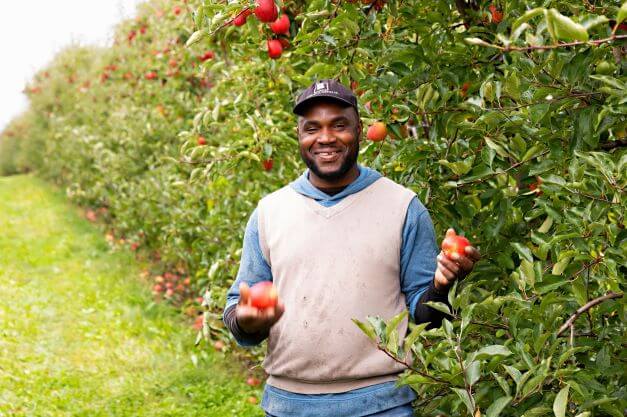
[437,253,460,276]
[437,254,459,280]
[236,300,284,334]
[465,245,481,262]
[238,282,250,305]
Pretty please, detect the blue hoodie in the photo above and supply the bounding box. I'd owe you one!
[224,165,438,416]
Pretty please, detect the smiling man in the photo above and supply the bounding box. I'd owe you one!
[223,79,480,417]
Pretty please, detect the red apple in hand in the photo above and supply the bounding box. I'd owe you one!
[250,281,278,309]
[441,233,470,258]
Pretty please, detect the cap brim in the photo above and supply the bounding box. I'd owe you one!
[293,95,356,115]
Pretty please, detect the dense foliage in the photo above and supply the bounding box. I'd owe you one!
[0,0,625,415]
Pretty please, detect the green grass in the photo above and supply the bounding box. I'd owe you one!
[0,175,263,417]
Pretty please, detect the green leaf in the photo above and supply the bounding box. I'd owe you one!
[473,345,512,360]
[581,15,608,30]
[590,75,625,90]
[352,318,377,342]
[552,257,571,276]
[466,360,481,386]
[520,260,536,288]
[424,301,451,316]
[538,216,553,233]
[548,9,589,42]
[453,388,475,416]
[403,322,428,353]
[186,28,209,47]
[618,1,627,26]
[512,8,545,32]
[486,396,512,417]
[503,365,522,386]
[464,37,494,47]
[385,310,408,342]
[553,386,569,417]
[511,242,533,262]
[523,407,551,417]
[386,329,399,355]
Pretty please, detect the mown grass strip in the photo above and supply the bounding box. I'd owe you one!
[0,175,262,417]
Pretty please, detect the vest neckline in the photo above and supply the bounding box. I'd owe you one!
[295,178,381,219]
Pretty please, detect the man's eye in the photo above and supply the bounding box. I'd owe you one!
[306,127,318,133]
[334,124,345,129]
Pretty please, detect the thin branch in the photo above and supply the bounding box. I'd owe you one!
[564,188,621,205]
[600,139,627,150]
[557,292,623,336]
[567,257,604,283]
[376,344,449,384]
[497,34,627,52]
[458,149,551,186]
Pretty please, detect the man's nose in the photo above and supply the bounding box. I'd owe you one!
[317,127,336,143]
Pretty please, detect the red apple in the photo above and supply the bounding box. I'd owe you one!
[267,39,283,59]
[193,315,203,331]
[198,136,207,145]
[489,4,503,24]
[199,51,214,62]
[246,377,261,387]
[367,122,387,142]
[173,6,182,15]
[233,9,252,26]
[262,159,273,171]
[144,71,158,80]
[249,281,278,309]
[270,15,290,35]
[254,0,278,23]
[441,235,470,258]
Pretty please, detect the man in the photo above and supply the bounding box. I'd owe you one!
[223,79,480,417]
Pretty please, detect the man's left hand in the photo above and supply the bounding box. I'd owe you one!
[434,228,481,292]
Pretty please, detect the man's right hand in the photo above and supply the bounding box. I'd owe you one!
[236,282,285,335]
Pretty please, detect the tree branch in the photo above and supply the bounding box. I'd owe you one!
[497,35,627,52]
[556,292,623,336]
[600,139,627,151]
[376,344,449,384]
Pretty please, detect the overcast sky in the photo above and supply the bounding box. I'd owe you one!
[0,0,145,131]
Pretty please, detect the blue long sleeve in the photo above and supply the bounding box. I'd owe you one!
[223,208,273,347]
[400,198,439,319]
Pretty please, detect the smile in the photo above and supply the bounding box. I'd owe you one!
[314,150,342,162]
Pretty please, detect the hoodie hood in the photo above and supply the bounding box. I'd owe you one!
[289,165,382,205]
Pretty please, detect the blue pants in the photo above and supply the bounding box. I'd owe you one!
[265,403,415,417]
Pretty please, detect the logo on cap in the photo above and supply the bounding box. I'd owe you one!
[314,81,329,93]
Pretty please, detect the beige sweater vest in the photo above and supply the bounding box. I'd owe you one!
[257,177,416,394]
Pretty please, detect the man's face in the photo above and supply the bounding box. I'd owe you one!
[297,99,361,183]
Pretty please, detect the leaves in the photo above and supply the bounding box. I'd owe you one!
[352,318,377,342]
[486,396,512,417]
[547,9,589,42]
[1,1,625,417]
[617,2,627,26]
[453,388,475,416]
[553,386,569,417]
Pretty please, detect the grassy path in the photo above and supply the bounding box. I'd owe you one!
[0,175,263,417]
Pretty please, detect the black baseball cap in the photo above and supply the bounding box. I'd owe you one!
[293,79,358,116]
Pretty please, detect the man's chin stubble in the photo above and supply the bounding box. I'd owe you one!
[303,154,357,181]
